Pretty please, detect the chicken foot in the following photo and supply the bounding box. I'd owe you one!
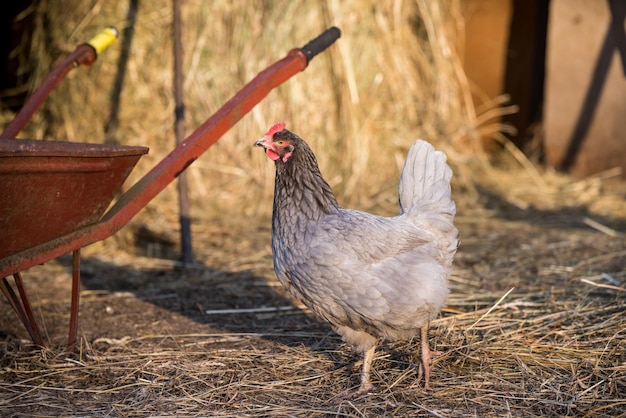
[338,344,377,399]
[417,322,441,389]
[342,322,439,398]
[358,344,377,394]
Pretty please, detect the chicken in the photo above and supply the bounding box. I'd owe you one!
[254,122,458,396]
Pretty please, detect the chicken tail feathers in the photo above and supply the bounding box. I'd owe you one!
[398,140,456,230]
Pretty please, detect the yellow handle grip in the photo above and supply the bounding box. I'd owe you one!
[86,27,119,55]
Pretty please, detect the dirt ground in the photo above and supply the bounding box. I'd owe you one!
[1,174,625,417]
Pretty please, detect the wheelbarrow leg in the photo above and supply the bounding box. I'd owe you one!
[67,249,81,352]
[13,272,46,347]
[1,250,82,351]
[0,274,46,347]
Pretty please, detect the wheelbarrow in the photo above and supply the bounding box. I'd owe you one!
[0,26,341,351]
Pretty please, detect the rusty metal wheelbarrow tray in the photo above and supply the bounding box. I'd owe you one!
[0,27,341,350]
[0,138,148,259]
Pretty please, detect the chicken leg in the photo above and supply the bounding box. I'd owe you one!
[417,322,433,389]
[336,343,377,400]
[358,344,377,394]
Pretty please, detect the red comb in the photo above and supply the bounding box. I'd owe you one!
[265,122,286,137]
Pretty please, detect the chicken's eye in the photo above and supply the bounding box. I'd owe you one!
[276,140,286,146]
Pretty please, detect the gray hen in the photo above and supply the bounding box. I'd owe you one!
[254,122,458,396]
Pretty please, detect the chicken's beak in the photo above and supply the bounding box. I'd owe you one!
[253,137,268,148]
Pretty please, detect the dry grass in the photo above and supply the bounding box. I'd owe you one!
[1,1,626,417]
[1,205,625,416]
[1,166,625,416]
[2,0,490,220]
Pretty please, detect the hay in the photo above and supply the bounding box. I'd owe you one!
[1,193,625,416]
[2,0,488,220]
[1,1,625,416]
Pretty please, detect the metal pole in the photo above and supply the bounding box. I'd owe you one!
[173,0,193,264]
[67,249,81,352]
[104,0,139,144]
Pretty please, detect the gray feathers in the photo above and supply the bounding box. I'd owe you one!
[268,131,458,350]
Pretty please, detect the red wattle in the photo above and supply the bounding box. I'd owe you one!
[266,149,280,161]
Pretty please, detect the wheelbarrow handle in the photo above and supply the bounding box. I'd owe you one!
[1,27,119,138]
[85,26,119,55]
[300,26,341,62]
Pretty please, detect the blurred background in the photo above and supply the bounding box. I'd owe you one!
[1,0,624,258]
